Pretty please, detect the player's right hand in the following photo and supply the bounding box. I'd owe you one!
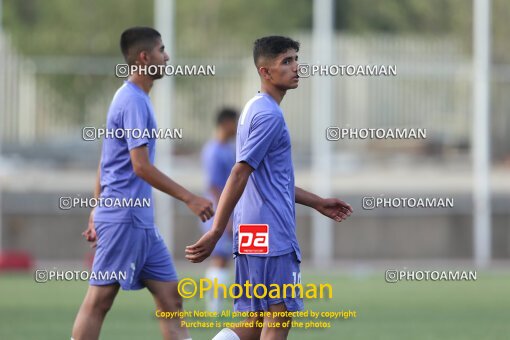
[185,229,222,263]
[82,209,97,248]
[186,195,214,222]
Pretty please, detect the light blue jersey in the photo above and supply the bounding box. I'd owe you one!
[94,81,156,228]
[233,92,301,261]
[91,81,177,290]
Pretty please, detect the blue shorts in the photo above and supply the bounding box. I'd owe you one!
[234,252,304,312]
[91,223,178,290]
[201,219,232,259]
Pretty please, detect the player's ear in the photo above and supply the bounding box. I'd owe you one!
[259,66,271,80]
[137,51,150,65]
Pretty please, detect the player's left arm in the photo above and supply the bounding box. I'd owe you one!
[82,158,101,247]
[295,186,353,222]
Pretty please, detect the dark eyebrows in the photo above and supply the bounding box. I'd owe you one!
[281,55,298,63]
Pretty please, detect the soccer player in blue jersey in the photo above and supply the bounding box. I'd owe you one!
[71,27,213,340]
[186,36,353,340]
[200,108,238,312]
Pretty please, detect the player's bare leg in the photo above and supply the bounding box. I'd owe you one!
[144,279,190,340]
[260,303,291,340]
[72,284,120,340]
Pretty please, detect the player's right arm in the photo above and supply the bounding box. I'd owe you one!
[185,161,253,263]
[130,145,214,222]
[82,160,101,247]
[209,185,233,234]
[186,110,281,262]
[204,148,233,234]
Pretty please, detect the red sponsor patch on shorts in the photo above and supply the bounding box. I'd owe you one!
[238,224,269,254]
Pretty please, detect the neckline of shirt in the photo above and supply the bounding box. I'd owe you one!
[257,92,279,106]
[125,80,149,98]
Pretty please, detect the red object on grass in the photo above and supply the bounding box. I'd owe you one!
[0,250,33,271]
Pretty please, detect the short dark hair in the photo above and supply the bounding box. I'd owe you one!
[216,108,238,126]
[120,27,161,65]
[253,36,300,67]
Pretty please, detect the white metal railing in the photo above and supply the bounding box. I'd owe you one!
[0,33,76,145]
[1,33,509,159]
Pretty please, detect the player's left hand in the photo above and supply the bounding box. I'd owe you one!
[185,230,222,263]
[82,209,97,248]
[186,195,215,222]
[315,198,353,222]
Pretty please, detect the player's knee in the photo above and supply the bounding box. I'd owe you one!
[86,292,115,314]
[86,297,114,315]
[251,315,263,324]
[99,297,116,314]
[158,295,183,312]
[173,297,184,311]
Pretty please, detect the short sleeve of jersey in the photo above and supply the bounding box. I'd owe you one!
[238,111,283,169]
[121,97,150,151]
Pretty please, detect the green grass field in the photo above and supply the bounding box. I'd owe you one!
[0,271,509,339]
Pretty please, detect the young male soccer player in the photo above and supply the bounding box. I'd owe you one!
[201,108,238,312]
[72,27,213,340]
[185,36,353,340]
